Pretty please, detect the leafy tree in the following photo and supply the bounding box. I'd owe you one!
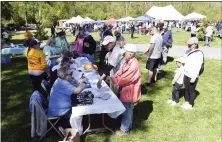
[34,23,48,40]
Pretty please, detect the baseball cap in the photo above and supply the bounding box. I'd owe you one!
[101,36,115,46]
[187,37,198,45]
[123,44,137,53]
[30,39,41,46]
[175,57,185,64]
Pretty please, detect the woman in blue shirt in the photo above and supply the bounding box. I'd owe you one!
[49,67,88,117]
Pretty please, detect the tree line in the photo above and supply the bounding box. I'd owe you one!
[1,1,222,28]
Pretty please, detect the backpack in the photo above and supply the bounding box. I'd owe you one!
[187,50,204,76]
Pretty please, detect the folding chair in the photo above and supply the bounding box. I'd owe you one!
[34,100,63,139]
[41,80,51,101]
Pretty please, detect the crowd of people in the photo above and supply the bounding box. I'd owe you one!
[25,19,205,138]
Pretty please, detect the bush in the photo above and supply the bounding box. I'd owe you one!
[34,24,48,40]
[197,19,216,41]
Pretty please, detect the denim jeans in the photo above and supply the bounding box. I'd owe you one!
[205,36,211,46]
[172,83,183,103]
[120,102,133,132]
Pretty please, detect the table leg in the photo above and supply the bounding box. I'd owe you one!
[83,115,91,135]
[102,114,114,134]
[83,114,114,135]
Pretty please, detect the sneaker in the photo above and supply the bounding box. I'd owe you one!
[167,100,173,104]
[184,104,193,110]
[171,101,177,106]
[181,102,189,107]
[116,130,129,136]
[58,126,66,137]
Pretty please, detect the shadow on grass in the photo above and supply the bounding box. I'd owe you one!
[8,39,25,44]
[1,56,61,142]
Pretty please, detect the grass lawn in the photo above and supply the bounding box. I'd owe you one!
[9,28,222,48]
[1,54,221,142]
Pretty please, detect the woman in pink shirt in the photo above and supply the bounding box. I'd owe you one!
[111,44,142,135]
[75,31,84,54]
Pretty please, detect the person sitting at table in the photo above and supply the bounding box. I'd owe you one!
[50,50,74,86]
[49,67,88,117]
[111,44,142,135]
[81,32,97,63]
[55,31,69,51]
[25,39,47,92]
[43,37,61,72]
[24,29,33,47]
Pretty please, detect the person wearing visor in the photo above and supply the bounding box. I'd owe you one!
[182,37,204,110]
[97,36,125,93]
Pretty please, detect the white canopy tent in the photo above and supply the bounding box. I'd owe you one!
[146,5,184,21]
[65,15,84,24]
[83,17,95,23]
[117,16,134,22]
[184,12,206,21]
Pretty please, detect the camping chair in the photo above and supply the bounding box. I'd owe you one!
[34,99,64,139]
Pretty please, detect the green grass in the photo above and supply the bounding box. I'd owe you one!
[9,28,222,48]
[1,55,221,142]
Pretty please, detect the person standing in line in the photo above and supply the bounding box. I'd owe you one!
[205,23,213,47]
[182,37,204,110]
[144,27,163,85]
[111,44,142,135]
[160,25,173,67]
[167,57,185,106]
[97,36,125,94]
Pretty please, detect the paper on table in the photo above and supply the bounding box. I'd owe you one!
[72,70,83,81]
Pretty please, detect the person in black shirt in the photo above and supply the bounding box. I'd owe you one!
[99,25,113,67]
[82,33,97,63]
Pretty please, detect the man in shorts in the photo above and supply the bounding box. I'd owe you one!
[144,27,163,85]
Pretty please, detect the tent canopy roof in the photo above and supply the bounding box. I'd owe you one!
[146,5,184,21]
[134,15,151,21]
[184,12,206,20]
[117,16,134,22]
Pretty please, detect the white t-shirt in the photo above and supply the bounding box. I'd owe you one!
[149,33,163,59]
[2,32,9,39]
[173,66,184,85]
[191,25,197,34]
[108,45,125,76]
[206,26,213,37]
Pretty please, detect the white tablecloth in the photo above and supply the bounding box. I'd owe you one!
[69,57,126,134]
[1,47,27,55]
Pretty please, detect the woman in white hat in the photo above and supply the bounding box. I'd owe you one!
[182,37,204,109]
[111,44,142,135]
